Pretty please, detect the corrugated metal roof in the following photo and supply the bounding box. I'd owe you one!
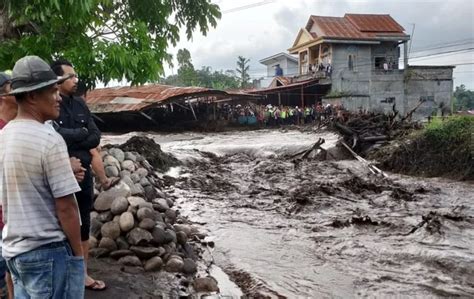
[86,84,229,113]
[345,14,405,33]
[307,14,407,41]
[249,78,327,94]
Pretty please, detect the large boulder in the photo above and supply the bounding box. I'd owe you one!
[124,152,137,162]
[165,256,184,273]
[127,196,146,208]
[94,182,131,211]
[127,228,153,246]
[138,218,155,231]
[97,211,113,223]
[131,183,145,196]
[182,258,197,275]
[101,222,121,240]
[121,160,136,172]
[135,168,148,179]
[151,227,167,245]
[137,207,155,222]
[109,148,125,163]
[144,256,163,272]
[105,166,119,178]
[118,255,142,267]
[165,209,177,224]
[90,218,103,239]
[119,212,135,232]
[176,231,188,246]
[89,236,98,249]
[116,236,130,250]
[98,237,117,252]
[130,246,160,259]
[103,155,121,169]
[110,197,129,215]
[152,198,169,212]
[109,249,134,260]
[193,277,219,293]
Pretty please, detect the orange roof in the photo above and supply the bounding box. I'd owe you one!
[306,13,407,41]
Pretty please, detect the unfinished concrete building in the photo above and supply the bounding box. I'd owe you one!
[283,13,454,119]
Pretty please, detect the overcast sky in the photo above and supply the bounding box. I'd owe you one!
[165,0,474,88]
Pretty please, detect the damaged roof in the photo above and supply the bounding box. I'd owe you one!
[86,84,237,113]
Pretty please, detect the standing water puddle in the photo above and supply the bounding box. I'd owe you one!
[104,130,474,298]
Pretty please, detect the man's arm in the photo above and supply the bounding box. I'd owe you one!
[56,126,89,143]
[55,194,83,257]
[69,118,101,150]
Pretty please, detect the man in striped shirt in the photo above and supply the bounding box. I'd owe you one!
[0,56,84,298]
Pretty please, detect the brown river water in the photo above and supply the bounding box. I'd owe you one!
[103,129,474,298]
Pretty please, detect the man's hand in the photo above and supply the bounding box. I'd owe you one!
[70,157,86,183]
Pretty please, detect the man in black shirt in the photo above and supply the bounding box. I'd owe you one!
[51,59,105,291]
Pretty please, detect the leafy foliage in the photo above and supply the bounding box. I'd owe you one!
[0,0,221,87]
[452,84,474,111]
[162,48,240,90]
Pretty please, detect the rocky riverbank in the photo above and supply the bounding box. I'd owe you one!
[86,138,220,298]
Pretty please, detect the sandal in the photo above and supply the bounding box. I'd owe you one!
[85,279,107,291]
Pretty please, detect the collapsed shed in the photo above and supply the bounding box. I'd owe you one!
[85,84,263,132]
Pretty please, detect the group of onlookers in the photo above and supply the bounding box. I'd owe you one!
[0,56,112,298]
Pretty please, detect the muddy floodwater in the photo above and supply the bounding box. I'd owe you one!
[103,130,474,298]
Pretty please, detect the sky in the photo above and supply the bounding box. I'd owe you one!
[164,0,474,89]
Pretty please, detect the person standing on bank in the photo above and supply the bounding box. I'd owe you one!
[0,56,84,298]
[50,59,105,291]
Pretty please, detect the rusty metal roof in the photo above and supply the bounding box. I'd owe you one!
[86,84,231,113]
[345,14,405,33]
[307,14,407,41]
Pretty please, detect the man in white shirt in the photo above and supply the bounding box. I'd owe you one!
[0,56,84,298]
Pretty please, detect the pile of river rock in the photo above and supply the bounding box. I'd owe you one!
[88,146,200,276]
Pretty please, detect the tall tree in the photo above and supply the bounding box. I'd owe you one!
[236,56,250,88]
[0,0,221,87]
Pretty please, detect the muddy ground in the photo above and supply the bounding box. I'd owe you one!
[103,130,474,298]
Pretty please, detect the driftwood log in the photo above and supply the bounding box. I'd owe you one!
[289,138,326,160]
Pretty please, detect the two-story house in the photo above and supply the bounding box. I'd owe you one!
[287,13,454,118]
[258,52,299,88]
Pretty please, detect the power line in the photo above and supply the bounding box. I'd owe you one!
[221,0,276,14]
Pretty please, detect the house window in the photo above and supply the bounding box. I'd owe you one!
[381,97,395,104]
[374,57,387,70]
[420,96,435,102]
[348,54,356,71]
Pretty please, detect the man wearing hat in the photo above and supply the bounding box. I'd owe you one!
[0,56,84,298]
[0,71,15,299]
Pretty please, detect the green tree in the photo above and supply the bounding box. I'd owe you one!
[0,0,221,87]
[452,84,474,111]
[162,49,239,89]
[175,48,196,86]
[236,56,250,88]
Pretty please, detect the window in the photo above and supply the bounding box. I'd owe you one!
[381,97,395,104]
[420,96,435,102]
[348,54,356,71]
[374,57,387,70]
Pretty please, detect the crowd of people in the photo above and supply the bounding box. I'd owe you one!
[217,102,346,126]
[0,56,114,298]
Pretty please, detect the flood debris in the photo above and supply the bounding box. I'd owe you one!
[118,136,180,171]
[332,108,422,156]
